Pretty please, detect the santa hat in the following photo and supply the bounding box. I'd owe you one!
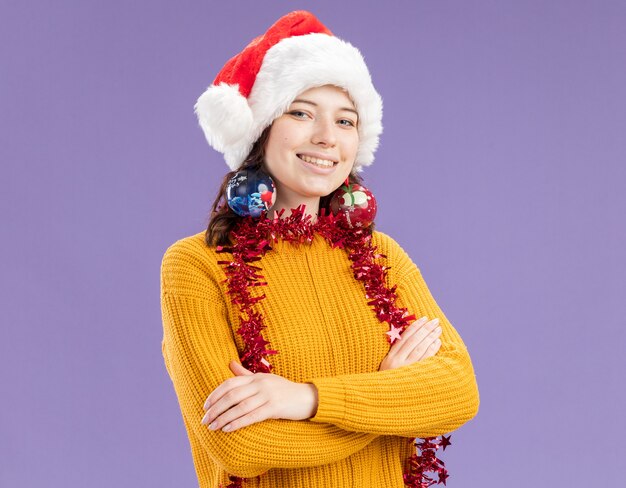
[194,10,383,172]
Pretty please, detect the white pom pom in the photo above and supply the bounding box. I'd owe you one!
[194,82,254,152]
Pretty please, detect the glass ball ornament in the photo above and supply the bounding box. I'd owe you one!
[226,168,276,218]
[330,183,377,228]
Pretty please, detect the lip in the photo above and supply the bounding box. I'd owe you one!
[296,154,338,174]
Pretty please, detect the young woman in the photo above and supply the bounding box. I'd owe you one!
[161,11,479,488]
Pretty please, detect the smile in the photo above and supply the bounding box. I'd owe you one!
[297,154,337,168]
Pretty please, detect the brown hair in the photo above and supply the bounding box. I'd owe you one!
[204,124,368,247]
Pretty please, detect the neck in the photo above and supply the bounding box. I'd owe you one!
[268,196,321,222]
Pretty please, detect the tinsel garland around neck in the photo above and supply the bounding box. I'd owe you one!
[216,206,452,488]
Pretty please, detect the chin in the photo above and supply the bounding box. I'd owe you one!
[302,184,339,197]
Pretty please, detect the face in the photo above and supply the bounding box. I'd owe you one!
[263,84,360,207]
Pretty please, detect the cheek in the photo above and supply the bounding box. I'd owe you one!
[267,136,295,160]
[342,134,360,159]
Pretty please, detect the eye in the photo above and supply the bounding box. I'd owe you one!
[288,110,309,119]
[338,118,356,127]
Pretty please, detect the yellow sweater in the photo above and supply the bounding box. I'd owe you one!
[160,230,479,487]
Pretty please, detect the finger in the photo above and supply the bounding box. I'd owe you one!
[388,317,428,354]
[230,360,254,376]
[202,382,258,425]
[395,318,439,358]
[211,395,270,432]
[408,338,441,363]
[395,322,441,363]
[204,376,255,410]
[399,316,429,341]
[222,401,274,432]
[411,325,443,357]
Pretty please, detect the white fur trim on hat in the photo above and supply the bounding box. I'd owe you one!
[195,33,383,172]
[194,82,253,154]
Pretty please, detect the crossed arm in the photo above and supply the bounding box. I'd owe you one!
[160,235,479,477]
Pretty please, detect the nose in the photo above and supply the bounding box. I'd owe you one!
[311,116,337,147]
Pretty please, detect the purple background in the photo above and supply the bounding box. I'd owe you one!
[2,1,624,486]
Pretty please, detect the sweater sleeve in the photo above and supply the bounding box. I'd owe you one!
[160,239,378,478]
[304,233,480,438]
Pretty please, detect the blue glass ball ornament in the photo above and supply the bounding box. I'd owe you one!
[226,168,276,218]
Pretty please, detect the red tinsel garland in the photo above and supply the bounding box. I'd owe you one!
[215,206,451,488]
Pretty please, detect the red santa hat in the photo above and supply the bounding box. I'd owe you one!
[194,10,383,172]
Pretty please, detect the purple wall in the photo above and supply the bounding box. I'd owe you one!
[2,1,624,486]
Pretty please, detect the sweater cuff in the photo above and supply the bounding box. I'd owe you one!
[306,377,346,424]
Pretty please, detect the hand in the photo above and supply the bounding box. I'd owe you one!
[379,316,442,371]
[201,360,318,432]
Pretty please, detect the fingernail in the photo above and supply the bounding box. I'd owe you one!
[201,412,209,424]
[222,424,232,432]
[209,422,218,430]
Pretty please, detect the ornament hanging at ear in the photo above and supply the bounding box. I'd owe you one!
[330,181,377,228]
[226,168,276,217]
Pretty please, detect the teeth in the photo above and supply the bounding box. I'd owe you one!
[299,154,335,167]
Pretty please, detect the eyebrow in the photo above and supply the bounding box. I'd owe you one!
[291,98,359,117]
